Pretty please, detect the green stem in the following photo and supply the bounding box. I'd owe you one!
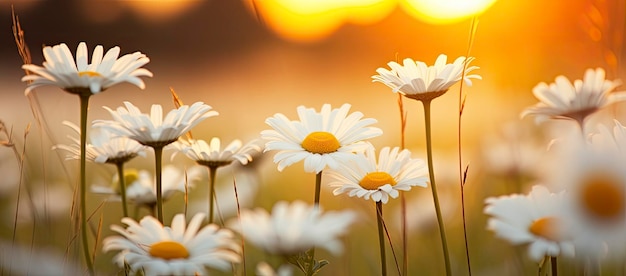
[153,146,164,223]
[551,256,557,276]
[422,99,451,276]
[208,166,218,224]
[376,201,388,276]
[115,162,129,218]
[306,171,323,275]
[79,94,94,275]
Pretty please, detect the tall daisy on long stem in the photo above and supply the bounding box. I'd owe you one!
[326,146,429,275]
[173,137,261,224]
[261,103,382,206]
[95,101,217,223]
[261,103,381,274]
[21,42,151,274]
[54,121,147,217]
[373,54,480,276]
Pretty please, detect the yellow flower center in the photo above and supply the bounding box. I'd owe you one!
[359,172,396,190]
[301,131,340,154]
[529,217,561,241]
[149,241,189,260]
[78,71,102,77]
[580,175,624,220]
[111,169,139,194]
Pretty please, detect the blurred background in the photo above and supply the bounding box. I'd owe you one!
[0,0,624,275]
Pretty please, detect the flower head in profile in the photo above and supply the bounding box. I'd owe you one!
[173,137,262,168]
[326,146,429,204]
[103,213,240,276]
[372,54,481,101]
[261,103,382,173]
[521,68,624,125]
[228,200,356,256]
[92,165,203,207]
[22,42,152,95]
[94,101,218,148]
[54,121,147,164]
[484,185,574,262]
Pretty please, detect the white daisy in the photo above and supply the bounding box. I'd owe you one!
[173,137,262,168]
[484,185,574,262]
[92,165,204,207]
[22,42,152,95]
[372,54,481,101]
[549,142,626,257]
[102,213,241,276]
[325,146,429,204]
[228,200,356,256]
[521,68,625,125]
[261,103,382,173]
[94,101,218,148]
[256,262,293,276]
[54,121,147,164]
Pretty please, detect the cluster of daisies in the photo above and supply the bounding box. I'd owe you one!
[19,40,487,275]
[485,67,626,269]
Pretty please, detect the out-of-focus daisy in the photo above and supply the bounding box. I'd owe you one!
[92,165,203,208]
[228,200,356,256]
[95,101,218,148]
[326,146,429,204]
[22,42,152,95]
[550,142,626,257]
[256,262,293,276]
[521,68,625,126]
[372,54,480,101]
[0,242,81,275]
[484,185,574,262]
[173,137,262,168]
[591,120,626,153]
[173,137,262,223]
[261,103,382,173]
[103,213,241,276]
[54,121,147,164]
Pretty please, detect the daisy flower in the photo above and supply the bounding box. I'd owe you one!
[103,213,241,276]
[228,200,356,256]
[548,141,626,257]
[22,42,152,95]
[372,54,481,101]
[261,103,382,173]
[95,101,218,148]
[92,165,203,208]
[521,68,625,125]
[484,185,574,262]
[54,121,146,164]
[173,137,262,168]
[256,262,293,276]
[325,146,429,204]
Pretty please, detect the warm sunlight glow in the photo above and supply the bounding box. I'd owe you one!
[121,0,203,23]
[246,0,394,42]
[401,0,497,24]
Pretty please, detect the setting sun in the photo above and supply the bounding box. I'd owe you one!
[401,0,497,24]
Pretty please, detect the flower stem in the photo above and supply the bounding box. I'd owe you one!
[314,171,322,207]
[208,166,218,224]
[115,162,129,218]
[79,94,94,275]
[306,171,323,275]
[376,201,387,276]
[153,146,164,223]
[422,99,451,276]
[551,256,557,276]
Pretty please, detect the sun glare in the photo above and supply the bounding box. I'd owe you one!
[401,0,497,24]
[246,0,395,42]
